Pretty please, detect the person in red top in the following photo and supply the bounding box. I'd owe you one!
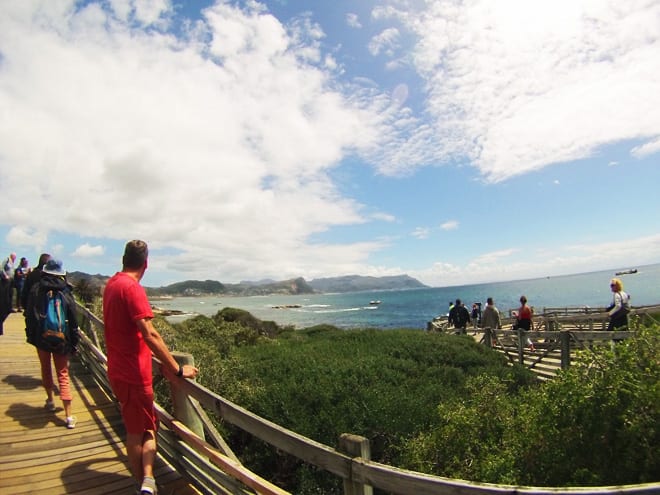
[103,240,198,495]
[514,295,535,352]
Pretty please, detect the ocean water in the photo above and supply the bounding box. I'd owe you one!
[153,263,660,330]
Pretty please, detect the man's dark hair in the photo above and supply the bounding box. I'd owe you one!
[122,240,148,270]
[36,253,51,270]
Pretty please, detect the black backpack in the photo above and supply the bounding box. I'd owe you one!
[455,306,468,327]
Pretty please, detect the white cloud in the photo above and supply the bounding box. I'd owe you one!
[1,1,658,288]
[72,243,106,258]
[5,226,48,249]
[0,1,387,283]
[381,0,660,181]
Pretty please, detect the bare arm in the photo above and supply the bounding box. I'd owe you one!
[136,318,199,380]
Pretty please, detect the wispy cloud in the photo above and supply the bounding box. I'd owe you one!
[631,136,660,158]
[440,220,459,231]
[411,227,430,239]
[376,0,660,181]
[346,13,362,29]
[368,27,401,56]
[412,234,660,287]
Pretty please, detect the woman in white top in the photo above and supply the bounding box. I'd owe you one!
[607,278,630,331]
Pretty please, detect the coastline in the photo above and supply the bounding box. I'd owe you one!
[149,263,660,330]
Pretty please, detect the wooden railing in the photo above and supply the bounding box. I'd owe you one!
[480,305,660,380]
[75,303,660,495]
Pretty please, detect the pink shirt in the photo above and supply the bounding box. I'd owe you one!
[102,272,154,386]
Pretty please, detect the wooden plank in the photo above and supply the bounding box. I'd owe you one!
[0,312,198,495]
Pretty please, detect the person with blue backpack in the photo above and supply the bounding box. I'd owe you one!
[25,258,80,429]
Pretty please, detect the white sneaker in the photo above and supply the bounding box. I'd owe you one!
[66,416,77,429]
[45,400,56,412]
[140,476,157,494]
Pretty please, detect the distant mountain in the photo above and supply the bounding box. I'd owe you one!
[148,275,426,296]
[66,271,427,297]
[308,274,428,293]
[147,277,314,297]
[149,279,226,296]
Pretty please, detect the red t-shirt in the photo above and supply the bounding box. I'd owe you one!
[518,305,533,320]
[102,272,154,386]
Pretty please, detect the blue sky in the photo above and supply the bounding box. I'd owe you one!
[1,0,659,288]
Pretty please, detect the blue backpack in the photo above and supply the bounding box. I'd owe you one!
[41,289,69,349]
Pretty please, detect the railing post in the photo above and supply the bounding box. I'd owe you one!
[338,434,373,495]
[517,328,525,365]
[484,327,494,348]
[170,352,205,439]
[560,331,571,369]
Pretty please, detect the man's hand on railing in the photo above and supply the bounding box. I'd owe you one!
[180,364,199,379]
[163,363,199,381]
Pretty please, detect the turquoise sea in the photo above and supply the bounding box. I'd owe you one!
[153,263,660,330]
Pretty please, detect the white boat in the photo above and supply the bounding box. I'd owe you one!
[369,300,381,305]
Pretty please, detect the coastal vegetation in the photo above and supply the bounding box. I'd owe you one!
[152,309,660,494]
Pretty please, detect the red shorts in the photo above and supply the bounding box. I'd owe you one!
[110,379,158,435]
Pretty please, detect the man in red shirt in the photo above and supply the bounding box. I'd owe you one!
[103,240,198,495]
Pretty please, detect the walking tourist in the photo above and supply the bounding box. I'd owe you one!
[481,297,501,330]
[514,295,535,352]
[103,239,199,495]
[0,252,17,334]
[606,278,630,331]
[13,256,29,312]
[448,298,471,334]
[25,258,80,428]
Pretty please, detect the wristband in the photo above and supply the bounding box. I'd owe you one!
[176,365,183,377]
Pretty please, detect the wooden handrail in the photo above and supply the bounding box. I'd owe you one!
[74,302,660,495]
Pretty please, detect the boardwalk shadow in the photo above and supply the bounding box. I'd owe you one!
[61,458,135,494]
[3,373,42,390]
[5,402,66,428]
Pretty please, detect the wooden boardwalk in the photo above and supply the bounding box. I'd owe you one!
[0,312,200,495]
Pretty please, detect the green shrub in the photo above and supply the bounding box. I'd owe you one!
[215,329,535,493]
[400,325,660,486]
[159,309,658,492]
